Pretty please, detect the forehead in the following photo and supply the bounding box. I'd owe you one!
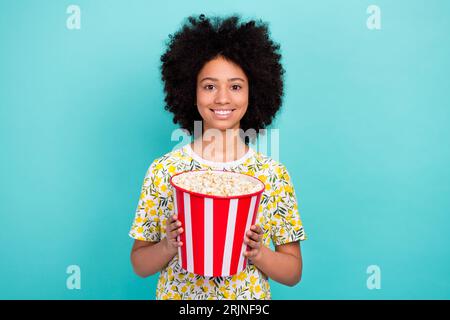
[197,56,247,81]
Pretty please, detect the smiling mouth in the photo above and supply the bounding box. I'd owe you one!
[210,108,236,115]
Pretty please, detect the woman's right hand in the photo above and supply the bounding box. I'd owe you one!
[164,214,184,255]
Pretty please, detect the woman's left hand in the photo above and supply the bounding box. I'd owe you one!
[243,225,264,262]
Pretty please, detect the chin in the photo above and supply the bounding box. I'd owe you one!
[206,121,239,132]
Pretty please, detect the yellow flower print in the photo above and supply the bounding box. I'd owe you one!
[155,177,162,187]
[135,216,143,224]
[255,285,262,293]
[196,279,204,286]
[137,227,143,234]
[181,286,188,293]
[173,293,181,299]
[150,209,157,216]
[245,170,255,176]
[161,184,168,192]
[258,175,267,183]
[276,166,282,175]
[238,272,246,281]
[231,293,236,299]
[284,185,293,194]
[250,276,257,285]
[265,184,271,191]
[168,165,176,174]
[155,163,163,170]
[231,274,238,282]
[145,199,155,209]
[262,163,269,170]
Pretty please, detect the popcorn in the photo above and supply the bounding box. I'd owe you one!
[171,171,263,196]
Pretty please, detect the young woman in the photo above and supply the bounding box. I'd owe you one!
[129,14,307,300]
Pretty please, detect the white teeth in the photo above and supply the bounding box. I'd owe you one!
[213,110,233,115]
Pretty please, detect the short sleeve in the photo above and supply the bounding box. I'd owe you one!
[128,161,163,242]
[270,164,307,246]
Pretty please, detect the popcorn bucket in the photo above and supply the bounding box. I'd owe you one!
[169,170,265,277]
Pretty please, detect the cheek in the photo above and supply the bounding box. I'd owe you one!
[235,92,249,112]
[196,88,212,106]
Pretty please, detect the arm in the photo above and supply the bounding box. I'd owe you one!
[244,225,302,286]
[130,238,174,278]
[130,215,184,278]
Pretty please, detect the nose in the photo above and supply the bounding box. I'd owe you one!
[214,86,230,105]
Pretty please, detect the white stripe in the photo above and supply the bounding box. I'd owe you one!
[238,196,257,273]
[222,199,239,276]
[183,192,194,273]
[173,191,182,264]
[204,198,214,277]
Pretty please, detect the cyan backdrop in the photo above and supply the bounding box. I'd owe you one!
[1,0,449,299]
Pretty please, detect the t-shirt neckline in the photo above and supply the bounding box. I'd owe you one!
[184,143,254,168]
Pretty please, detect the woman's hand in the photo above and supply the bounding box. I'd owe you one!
[163,214,184,255]
[243,225,264,263]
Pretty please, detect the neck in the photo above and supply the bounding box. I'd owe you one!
[191,124,249,163]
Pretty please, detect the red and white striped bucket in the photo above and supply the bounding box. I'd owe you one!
[170,170,265,277]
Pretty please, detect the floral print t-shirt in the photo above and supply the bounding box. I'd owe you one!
[129,144,307,300]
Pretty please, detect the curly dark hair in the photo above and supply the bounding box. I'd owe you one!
[160,14,285,144]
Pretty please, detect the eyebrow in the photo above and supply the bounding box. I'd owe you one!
[200,77,246,83]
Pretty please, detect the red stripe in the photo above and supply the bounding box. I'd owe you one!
[243,195,262,270]
[212,198,230,277]
[252,194,262,226]
[190,194,204,275]
[176,190,187,270]
[229,197,251,275]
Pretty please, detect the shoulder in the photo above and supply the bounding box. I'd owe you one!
[145,145,191,179]
[252,151,290,178]
[153,146,188,166]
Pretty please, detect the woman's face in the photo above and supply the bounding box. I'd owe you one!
[196,56,249,132]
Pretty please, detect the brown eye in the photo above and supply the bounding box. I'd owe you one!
[204,84,215,90]
[231,84,242,90]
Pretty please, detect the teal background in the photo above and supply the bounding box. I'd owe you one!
[1,0,449,299]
